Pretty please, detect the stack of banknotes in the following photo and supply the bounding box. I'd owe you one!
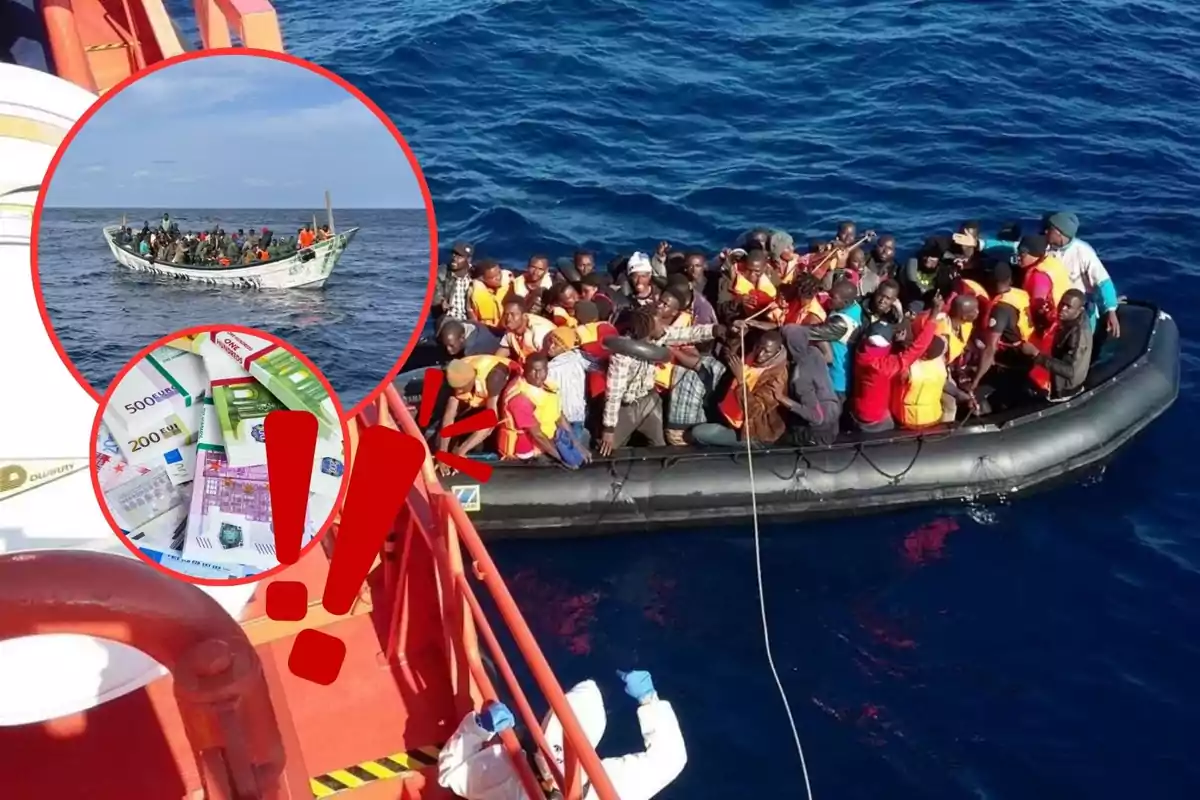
[95,332,345,580]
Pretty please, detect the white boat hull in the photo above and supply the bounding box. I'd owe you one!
[102,225,358,289]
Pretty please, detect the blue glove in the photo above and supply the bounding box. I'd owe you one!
[478,701,515,734]
[617,669,655,703]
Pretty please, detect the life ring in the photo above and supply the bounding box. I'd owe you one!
[602,336,670,363]
[556,257,582,284]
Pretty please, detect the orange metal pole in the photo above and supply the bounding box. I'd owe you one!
[39,0,99,94]
[441,498,619,800]
[0,550,301,799]
[452,570,568,792]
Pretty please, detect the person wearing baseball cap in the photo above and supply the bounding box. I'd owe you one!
[434,240,475,323]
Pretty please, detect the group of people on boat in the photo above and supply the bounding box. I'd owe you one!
[112,212,332,267]
[428,212,1118,468]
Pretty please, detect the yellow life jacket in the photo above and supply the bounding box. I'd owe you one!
[549,306,577,327]
[497,378,561,458]
[503,314,556,362]
[994,287,1033,342]
[934,314,974,364]
[672,310,694,328]
[732,273,778,299]
[511,272,551,298]
[577,321,603,345]
[1029,254,1072,308]
[450,354,515,409]
[892,357,948,429]
[469,272,513,327]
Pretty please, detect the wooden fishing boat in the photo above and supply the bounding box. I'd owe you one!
[1,0,284,94]
[0,395,618,799]
[105,195,356,289]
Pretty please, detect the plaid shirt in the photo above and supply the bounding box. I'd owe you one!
[445,273,472,320]
[602,324,716,430]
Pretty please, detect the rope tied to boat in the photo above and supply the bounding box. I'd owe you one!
[737,320,816,800]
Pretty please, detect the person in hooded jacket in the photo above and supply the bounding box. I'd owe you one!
[437,670,686,800]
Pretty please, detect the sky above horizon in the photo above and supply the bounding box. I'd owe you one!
[45,55,425,209]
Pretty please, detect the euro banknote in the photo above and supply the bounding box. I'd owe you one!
[204,330,339,437]
[105,346,206,433]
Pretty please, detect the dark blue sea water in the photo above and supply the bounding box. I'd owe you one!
[204,1,1196,797]
[36,207,429,410]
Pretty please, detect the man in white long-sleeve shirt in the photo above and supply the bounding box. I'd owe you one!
[438,670,686,800]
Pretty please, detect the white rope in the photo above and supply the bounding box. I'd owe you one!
[739,325,815,800]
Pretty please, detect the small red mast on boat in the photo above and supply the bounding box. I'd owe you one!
[0,390,615,800]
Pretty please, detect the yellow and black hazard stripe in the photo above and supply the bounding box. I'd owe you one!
[310,745,441,797]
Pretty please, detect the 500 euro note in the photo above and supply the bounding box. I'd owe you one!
[105,346,206,434]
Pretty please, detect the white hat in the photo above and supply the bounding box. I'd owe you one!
[627,252,653,275]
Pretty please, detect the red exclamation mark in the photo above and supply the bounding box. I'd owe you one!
[264,410,318,623]
[286,425,424,685]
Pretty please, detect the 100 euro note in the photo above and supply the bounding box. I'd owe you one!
[206,330,339,437]
[200,337,285,468]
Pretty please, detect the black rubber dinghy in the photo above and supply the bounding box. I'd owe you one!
[403,301,1178,539]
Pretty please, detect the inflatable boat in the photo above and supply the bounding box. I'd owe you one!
[401,301,1179,539]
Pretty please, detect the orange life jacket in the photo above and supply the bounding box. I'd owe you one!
[469,272,513,328]
[717,365,765,429]
[548,306,577,327]
[1028,324,1057,394]
[784,297,825,326]
[934,314,974,364]
[497,378,561,459]
[891,357,948,429]
[299,230,315,248]
[450,355,516,409]
[503,314,556,362]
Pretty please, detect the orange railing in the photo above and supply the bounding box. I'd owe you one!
[42,0,284,95]
[360,384,619,800]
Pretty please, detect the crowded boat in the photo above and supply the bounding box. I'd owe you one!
[111,213,333,267]
[427,213,1122,471]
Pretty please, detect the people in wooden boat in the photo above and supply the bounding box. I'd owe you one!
[691,330,791,447]
[496,297,556,363]
[434,240,476,324]
[298,225,316,249]
[1021,288,1092,401]
[436,356,515,475]
[437,319,501,360]
[438,670,685,800]
[544,328,590,447]
[469,259,514,331]
[497,353,590,467]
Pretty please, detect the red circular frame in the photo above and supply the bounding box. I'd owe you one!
[89,323,353,587]
[29,47,439,423]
